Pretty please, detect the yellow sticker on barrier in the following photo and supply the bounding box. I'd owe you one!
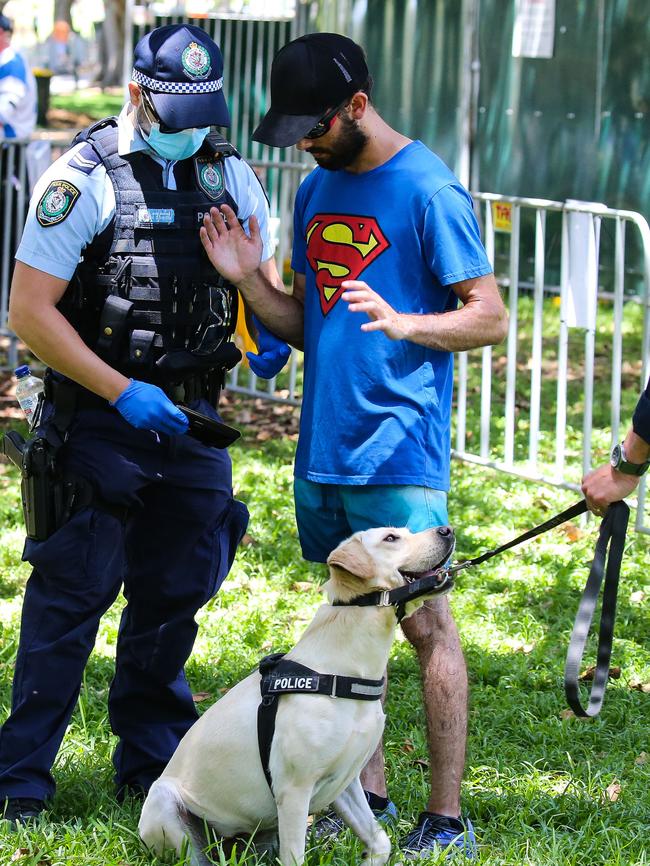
[492,202,512,233]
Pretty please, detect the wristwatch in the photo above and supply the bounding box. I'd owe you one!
[610,442,650,476]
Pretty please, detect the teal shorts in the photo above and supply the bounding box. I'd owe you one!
[294,479,449,563]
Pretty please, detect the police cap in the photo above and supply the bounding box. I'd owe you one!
[132,24,230,130]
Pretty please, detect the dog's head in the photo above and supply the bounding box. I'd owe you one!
[325,525,455,606]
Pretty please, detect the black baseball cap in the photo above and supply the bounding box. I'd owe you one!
[253,32,369,147]
[132,24,230,130]
[0,14,13,32]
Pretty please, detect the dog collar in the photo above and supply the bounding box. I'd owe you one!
[332,568,455,622]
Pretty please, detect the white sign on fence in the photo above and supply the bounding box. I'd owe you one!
[512,0,556,59]
[565,206,601,330]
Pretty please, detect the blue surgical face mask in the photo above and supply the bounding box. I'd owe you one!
[144,122,210,161]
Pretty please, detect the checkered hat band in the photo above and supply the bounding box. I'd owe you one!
[132,69,224,93]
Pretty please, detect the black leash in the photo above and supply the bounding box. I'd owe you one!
[334,499,630,717]
[334,500,590,620]
[448,499,589,572]
[564,500,629,717]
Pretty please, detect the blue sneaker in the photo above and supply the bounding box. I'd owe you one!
[311,797,397,841]
[400,812,477,860]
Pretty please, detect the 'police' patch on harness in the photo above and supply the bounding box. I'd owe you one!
[36,180,81,227]
[194,157,224,200]
[267,674,320,694]
[135,206,177,229]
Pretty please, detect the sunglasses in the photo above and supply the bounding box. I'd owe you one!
[304,102,348,139]
[140,88,184,134]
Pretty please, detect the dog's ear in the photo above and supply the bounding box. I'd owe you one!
[327,537,376,581]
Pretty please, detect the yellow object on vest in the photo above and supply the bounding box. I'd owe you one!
[234,292,256,367]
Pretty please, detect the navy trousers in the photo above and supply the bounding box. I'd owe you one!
[0,401,249,801]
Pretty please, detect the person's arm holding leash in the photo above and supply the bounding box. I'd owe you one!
[581,377,650,514]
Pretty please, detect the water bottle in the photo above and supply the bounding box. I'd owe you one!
[14,365,45,429]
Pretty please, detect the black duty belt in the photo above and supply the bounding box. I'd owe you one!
[257,652,384,792]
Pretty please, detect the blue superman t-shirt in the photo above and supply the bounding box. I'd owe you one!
[291,140,492,490]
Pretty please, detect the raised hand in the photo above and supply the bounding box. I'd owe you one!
[341,280,409,340]
[200,204,263,285]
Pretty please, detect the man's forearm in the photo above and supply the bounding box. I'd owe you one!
[622,430,650,463]
[397,297,508,352]
[236,269,304,348]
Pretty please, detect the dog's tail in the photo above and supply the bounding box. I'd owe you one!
[139,777,214,866]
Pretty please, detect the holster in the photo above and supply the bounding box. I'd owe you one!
[2,430,67,541]
[2,428,128,542]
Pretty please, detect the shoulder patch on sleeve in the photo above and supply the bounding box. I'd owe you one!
[68,142,102,175]
[36,180,81,227]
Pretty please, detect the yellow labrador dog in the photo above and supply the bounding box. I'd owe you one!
[139,524,455,866]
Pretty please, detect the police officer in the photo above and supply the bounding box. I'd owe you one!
[0,24,279,825]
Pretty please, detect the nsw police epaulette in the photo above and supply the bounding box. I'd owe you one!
[68,143,102,175]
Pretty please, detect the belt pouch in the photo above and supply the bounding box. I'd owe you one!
[129,329,156,366]
[96,295,134,362]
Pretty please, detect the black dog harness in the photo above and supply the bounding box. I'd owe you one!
[257,653,384,792]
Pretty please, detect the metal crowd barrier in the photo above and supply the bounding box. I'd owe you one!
[1,136,69,367]
[1,139,31,369]
[457,194,650,533]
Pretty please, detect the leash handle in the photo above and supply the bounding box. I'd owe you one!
[564,500,630,718]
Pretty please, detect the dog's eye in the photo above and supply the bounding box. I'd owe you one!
[383,533,400,543]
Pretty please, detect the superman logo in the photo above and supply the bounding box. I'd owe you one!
[305,213,390,315]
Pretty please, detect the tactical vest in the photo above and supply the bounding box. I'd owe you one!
[59,117,244,404]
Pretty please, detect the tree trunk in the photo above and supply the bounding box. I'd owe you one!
[99,0,125,88]
[54,0,73,25]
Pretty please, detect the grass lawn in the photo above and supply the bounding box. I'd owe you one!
[0,406,648,865]
[49,89,124,121]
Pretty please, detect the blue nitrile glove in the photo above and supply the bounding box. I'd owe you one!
[111,379,189,436]
[246,315,291,379]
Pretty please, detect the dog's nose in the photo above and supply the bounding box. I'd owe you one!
[437,526,453,537]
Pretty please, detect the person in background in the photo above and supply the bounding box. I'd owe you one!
[0,23,277,827]
[41,19,84,83]
[582,377,650,513]
[200,32,508,861]
[0,13,36,139]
